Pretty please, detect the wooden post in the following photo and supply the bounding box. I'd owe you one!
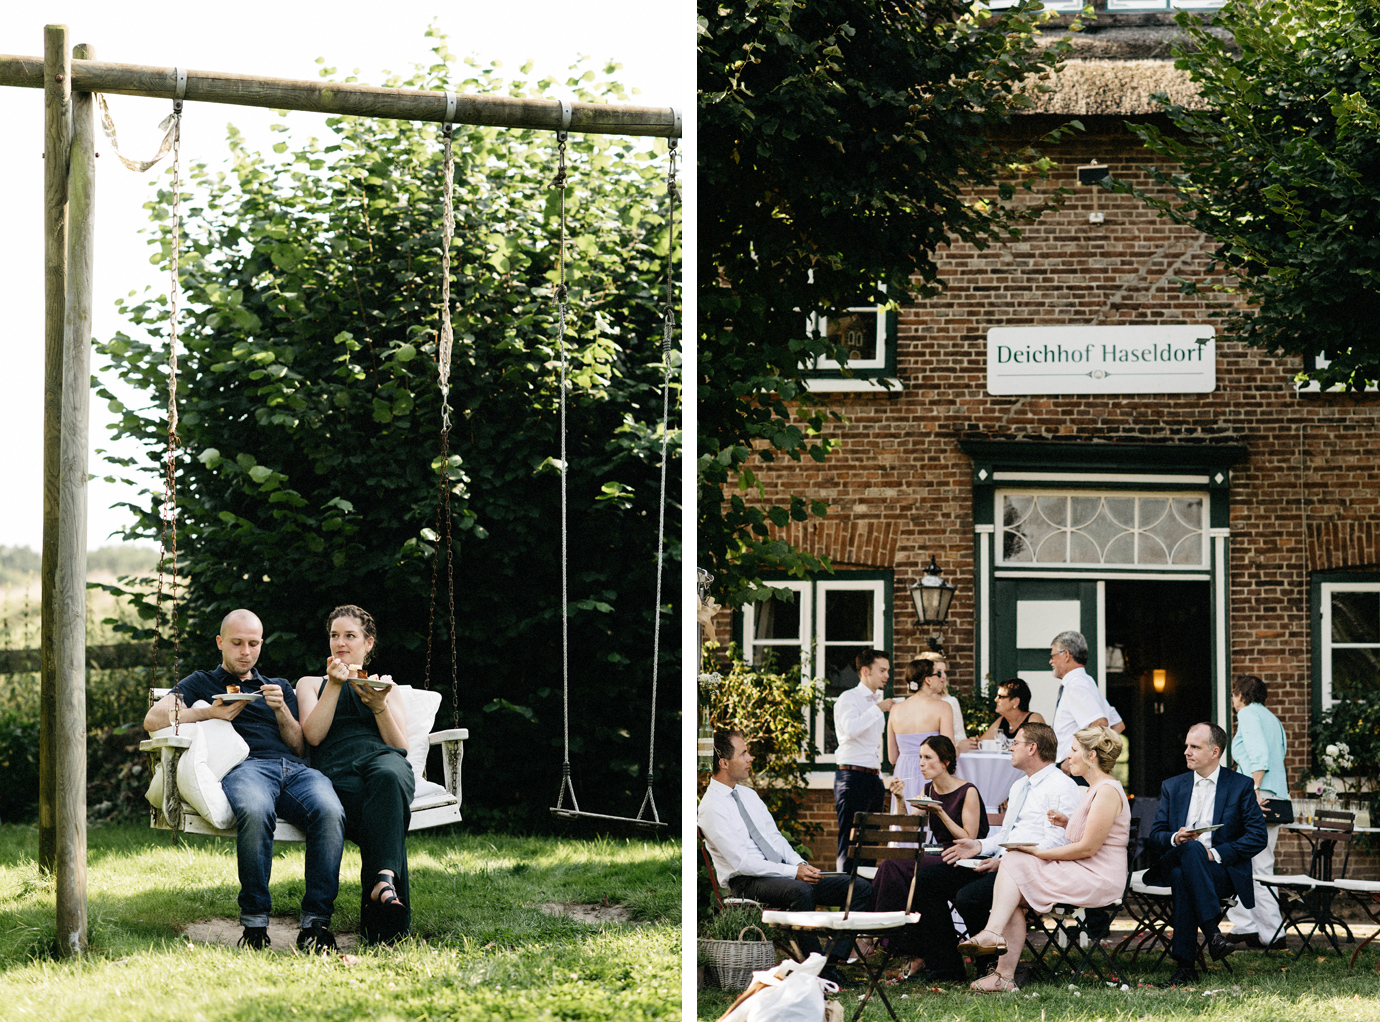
[55,38,96,957]
[38,22,70,878]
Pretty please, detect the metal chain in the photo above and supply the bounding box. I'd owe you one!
[153,97,183,740]
[425,120,461,729]
[552,131,577,814]
[635,140,678,827]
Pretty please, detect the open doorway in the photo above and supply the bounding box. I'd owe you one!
[1104,580,1212,797]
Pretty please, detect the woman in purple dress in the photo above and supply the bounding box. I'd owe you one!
[873,734,988,977]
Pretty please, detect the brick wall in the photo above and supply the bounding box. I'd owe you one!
[712,123,1380,880]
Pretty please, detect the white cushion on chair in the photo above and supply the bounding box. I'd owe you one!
[1260,874,1322,887]
[1130,869,1170,896]
[760,910,919,930]
[144,711,250,830]
[396,685,443,787]
[1333,879,1380,893]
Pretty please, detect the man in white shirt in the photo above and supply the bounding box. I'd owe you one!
[900,722,1081,982]
[831,649,894,871]
[699,730,872,980]
[1048,630,1111,773]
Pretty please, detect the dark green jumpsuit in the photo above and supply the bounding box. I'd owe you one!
[312,679,416,942]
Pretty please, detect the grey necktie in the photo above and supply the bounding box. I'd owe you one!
[731,788,790,864]
[1004,778,1030,843]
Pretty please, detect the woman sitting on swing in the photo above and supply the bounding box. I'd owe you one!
[300,604,415,942]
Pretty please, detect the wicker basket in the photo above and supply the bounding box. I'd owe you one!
[698,926,777,990]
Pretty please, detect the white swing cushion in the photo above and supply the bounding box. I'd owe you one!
[145,711,249,829]
[398,685,443,787]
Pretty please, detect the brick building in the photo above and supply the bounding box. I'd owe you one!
[709,4,1380,874]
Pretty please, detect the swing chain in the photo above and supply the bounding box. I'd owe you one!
[425,113,461,730]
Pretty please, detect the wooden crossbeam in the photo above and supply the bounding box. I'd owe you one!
[0,54,681,138]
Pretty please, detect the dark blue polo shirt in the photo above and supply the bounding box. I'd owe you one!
[174,665,304,763]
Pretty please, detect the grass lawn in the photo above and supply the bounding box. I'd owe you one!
[0,822,679,1021]
[697,927,1380,1021]
[695,915,1380,1020]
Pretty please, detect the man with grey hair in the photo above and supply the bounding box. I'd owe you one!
[1048,630,1110,773]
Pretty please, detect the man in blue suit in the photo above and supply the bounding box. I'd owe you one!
[1144,721,1268,987]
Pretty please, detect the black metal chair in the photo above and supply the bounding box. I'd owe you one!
[1262,811,1356,959]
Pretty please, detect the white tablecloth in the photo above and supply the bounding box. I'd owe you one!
[957,751,1023,813]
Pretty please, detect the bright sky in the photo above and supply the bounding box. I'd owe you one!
[0,0,690,552]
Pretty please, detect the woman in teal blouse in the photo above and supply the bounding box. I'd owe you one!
[300,605,416,942]
[1225,674,1288,948]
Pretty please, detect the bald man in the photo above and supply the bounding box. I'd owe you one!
[145,609,345,953]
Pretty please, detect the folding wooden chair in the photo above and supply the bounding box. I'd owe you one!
[698,827,761,912]
[761,812,924,1022]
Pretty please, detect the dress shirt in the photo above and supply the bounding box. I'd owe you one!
[1188,764,1221,857]
[1052,666,1107,763]
[978,763,1081,857]
[943,693,965,739]
[698,778,804,887]
[833,682,886,769]
[1231,703,1288,798]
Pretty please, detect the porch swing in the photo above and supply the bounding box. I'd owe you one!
[138,88,477,840]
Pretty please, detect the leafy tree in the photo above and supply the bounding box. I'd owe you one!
[698,645,821,852]
[1120,0,1380,390]
[698,0,1080,606]
[96,37,681,833]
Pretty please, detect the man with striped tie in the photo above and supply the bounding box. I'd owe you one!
[698,730,872,985]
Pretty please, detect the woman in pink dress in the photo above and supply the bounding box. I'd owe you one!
[962,725,1129,993]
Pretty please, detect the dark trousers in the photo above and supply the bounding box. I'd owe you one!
[333,749,415,943]
[833,769,885,872]
[729,872,873,960]
[903,862,995,975]
[1145,839,1236,963]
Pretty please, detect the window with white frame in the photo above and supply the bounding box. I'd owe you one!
[1105,0,1222,10]
[998,490,1209,568]
[807,307,890,371]
[741,576,889,764]
[1319,582,1380,707]
[1297,351,1378,393]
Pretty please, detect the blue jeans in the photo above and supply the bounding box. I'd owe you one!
[220,757,346,929]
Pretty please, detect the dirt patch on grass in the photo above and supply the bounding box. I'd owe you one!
[180,915,359,952]
[540,902,634,924]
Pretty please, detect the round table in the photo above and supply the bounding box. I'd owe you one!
[956,750,1023,813]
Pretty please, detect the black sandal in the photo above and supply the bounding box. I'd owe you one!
[373,873,407,912]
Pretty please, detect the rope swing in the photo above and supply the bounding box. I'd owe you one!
[550,125,677,830]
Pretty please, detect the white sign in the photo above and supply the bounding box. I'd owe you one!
[986,325,1215,395]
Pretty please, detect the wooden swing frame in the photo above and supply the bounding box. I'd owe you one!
[0,24,680,956]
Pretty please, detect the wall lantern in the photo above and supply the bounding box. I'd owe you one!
[909,555,957,653]
[1152,669,1167,693]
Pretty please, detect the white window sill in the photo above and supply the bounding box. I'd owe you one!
[802,378,903,393]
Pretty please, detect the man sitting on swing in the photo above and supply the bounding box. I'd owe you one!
[144,608,347,952]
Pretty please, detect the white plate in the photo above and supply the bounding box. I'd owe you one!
[956,858,986,869]
[214,692,261,703]
[355,677,396,690]
[906,797,942,808]
[999,841,1037,850]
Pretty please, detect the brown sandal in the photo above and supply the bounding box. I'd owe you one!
[970,973,1019,993]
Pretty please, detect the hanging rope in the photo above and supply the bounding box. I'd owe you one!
[423,93,461,730]
[632,140,679,829]
[550,112,580,819]
[150,71,187,746]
